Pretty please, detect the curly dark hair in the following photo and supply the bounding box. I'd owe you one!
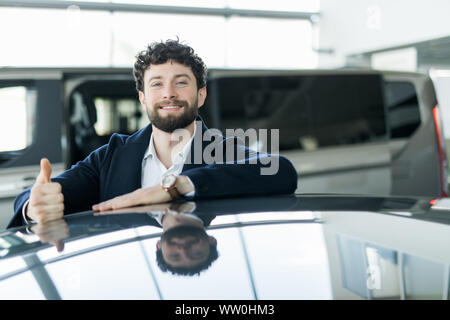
[133,39,207,93]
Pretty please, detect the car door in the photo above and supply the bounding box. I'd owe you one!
[0,69,64,229]
[207,71,392,195]
[384,74,444,197]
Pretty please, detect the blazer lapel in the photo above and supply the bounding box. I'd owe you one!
[182,117,211,172]
[104,125,152,199]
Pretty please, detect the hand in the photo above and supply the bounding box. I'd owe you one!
[93,201,195,216]
[26,158,64,223]
[93,203,174,215]
[92,175,195,212]
[92,184,171,212]
[30,219,69,253]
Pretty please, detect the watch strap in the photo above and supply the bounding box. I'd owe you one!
[167,187,181,199]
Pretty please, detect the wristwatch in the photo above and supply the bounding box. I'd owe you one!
[161,174,181,200]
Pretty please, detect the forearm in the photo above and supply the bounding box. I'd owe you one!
[176,175,195,195]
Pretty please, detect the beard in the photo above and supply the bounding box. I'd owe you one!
[147,98,199,133]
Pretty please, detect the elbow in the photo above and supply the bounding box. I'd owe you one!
[277,155,298,194]
[287,161,298,193]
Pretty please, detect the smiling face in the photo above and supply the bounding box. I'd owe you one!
[139,60,207,133]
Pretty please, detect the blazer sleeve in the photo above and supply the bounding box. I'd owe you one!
[182,137,298,199]
[7,144,108,229]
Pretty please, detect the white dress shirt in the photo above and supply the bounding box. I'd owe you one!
[141,125,196,196]
[146,201,199,226]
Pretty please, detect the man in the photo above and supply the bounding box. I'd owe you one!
[7,39,297,229]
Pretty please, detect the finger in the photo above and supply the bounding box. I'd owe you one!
[32,202,64,215]
[92,201,112,212]
[30,182,62,200]
[30,192,64,206]
[36,158,52,185]
[51,240,65,253]
[93,198,121,211]
[32,220,69,240]
[93,192,140,211]
[30,204,64,222]
[36,212,64,224]
[41,203,65,215]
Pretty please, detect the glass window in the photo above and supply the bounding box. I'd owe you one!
[226,17,316,69]
[0,7,317,69]
[365,245,401,299]
[0,8,111,67]
[68,80,142,164]
[337,236,401,299]
[213,74,387,151]
[384,81,421,138]
[94,97,146,136]
[0,86,37,153]
[111,12,227,68]
[402,254,444,300]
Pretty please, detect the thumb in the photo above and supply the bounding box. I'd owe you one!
[52,240,65,253]
[36,158,52,185]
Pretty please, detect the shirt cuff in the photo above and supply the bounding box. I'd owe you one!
[183,176,196,197]
[21,200,34,224]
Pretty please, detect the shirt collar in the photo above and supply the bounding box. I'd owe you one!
[143,122,198,162]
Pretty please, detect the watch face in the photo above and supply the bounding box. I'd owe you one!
[162,175,177,188]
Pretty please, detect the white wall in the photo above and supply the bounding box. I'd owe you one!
[318,0,450,67]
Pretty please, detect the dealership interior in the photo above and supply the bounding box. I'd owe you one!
[0,1,449,301]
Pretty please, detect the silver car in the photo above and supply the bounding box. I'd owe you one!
[205,69,448,198]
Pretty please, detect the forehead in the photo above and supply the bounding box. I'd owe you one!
[144,60,195,80]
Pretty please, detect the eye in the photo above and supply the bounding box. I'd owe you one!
[176,80,188,86]
[150,82,162,88]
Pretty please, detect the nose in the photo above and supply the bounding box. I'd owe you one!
[162,84,177,100]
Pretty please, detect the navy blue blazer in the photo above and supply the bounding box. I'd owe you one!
[8,119,298,228]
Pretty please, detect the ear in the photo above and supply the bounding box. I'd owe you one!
[208,236,217,246]
[197,86,207,109]
[138,91,146,107]
[156,240,161,250]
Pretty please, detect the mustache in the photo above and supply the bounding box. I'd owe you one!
[155,100,189,108]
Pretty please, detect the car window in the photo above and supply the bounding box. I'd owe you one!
[383,81,421,138]
[0,85,37,153]
[213,74,387,151]
[93,97,146,136]
[68,80,146,164]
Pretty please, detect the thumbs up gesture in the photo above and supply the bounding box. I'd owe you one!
[26,158,64,223]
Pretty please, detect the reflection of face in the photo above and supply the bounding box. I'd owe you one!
[139,60,207,133]
[158,226,215,268]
